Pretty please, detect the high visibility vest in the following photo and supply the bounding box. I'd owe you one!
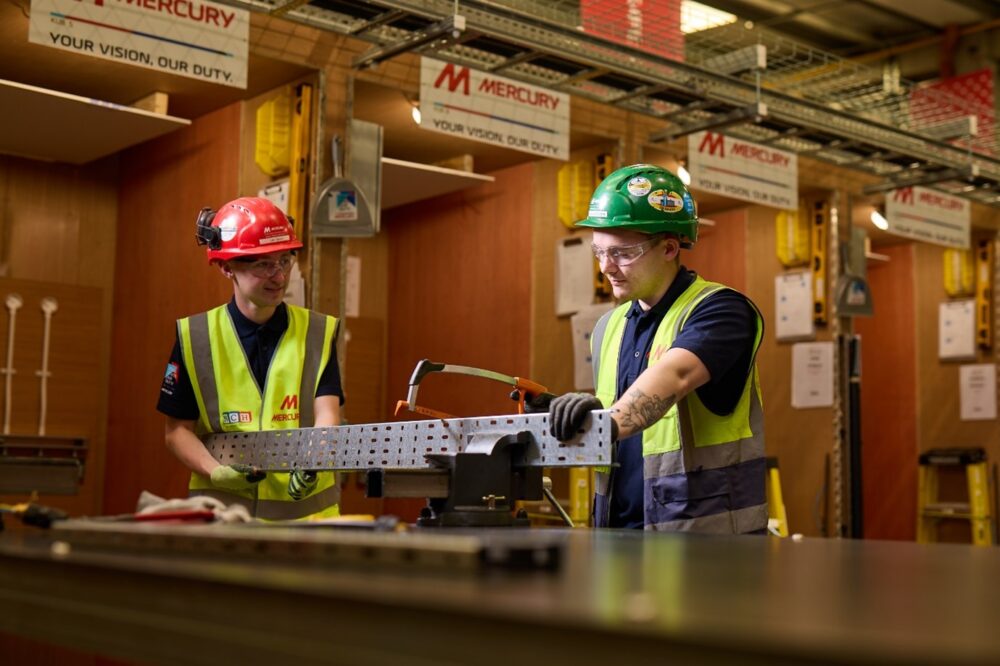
[591,276,767,533]
[177,303,341,520]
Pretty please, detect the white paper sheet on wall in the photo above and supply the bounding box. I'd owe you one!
[571,303,613,391]
[556,237,595,316]
[775,272,814,341]
[791,341,834,409]
[344,256,361,318]
[960,363,997,421]
[939,299,976,360]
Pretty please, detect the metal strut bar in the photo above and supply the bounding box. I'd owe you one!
[202,411,615,472]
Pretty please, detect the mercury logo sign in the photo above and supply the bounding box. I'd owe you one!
[892,188,914,205]
[280,394,298,410]
[75,0,237,28]
[698,132,726,157]
[432,62,561,109]
[434,63,470,95]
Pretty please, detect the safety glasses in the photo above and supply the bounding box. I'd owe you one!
[590,237,661,266]
[232,254,296,279]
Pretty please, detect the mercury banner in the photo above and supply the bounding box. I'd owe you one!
[885,186,970,249]
[420,57,569,161]
[29,0,248,88]
[687,131,798,209]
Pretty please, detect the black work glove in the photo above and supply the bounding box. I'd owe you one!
[549,392,604,441]
[288,469,319,501]
[522,391,557,414]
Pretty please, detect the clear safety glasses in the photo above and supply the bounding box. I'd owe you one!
[590,237,661,266]
[233,254,296,279]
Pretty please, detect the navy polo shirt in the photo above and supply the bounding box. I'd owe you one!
[157,299,344,421]
[609,267,759,528]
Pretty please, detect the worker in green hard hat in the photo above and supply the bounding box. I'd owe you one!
[546,164,768,533]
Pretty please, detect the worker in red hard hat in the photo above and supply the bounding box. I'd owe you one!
[157,197,343,520]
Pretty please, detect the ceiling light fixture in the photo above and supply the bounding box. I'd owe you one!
[870,210,889,230]
[677,163,691,186]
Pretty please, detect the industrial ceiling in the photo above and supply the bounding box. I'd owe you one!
[217,0,1000,207]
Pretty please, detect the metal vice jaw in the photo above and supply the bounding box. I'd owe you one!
[367,431,543,528]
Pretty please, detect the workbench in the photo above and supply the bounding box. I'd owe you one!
[0,524,997,666]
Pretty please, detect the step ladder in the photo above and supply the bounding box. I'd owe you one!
[917,448,994,546]
[766,457,789,537]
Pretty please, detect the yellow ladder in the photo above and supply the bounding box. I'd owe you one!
[917,448,994,546]
[766,457,789,537]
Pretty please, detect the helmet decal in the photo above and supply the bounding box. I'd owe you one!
[219,218,238,242]
[626,176,652,197]
[647,190,684,213]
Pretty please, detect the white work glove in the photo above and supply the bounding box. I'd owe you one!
[210,464,266,491]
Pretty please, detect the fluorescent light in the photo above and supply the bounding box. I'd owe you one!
[870,210,889,230]
[677,164,691,185]
[411,104,422,125]
[681,0,736,34]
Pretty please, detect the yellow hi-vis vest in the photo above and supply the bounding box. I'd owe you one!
[178,303,341,520]
[592,275,767,533]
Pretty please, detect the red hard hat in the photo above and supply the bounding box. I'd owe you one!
[195,197,302,262]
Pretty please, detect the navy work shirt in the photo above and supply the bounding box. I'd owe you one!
[157,299,343,421]
[609,268,759,528]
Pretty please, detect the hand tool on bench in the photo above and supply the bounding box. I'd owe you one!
[394,359,552,419]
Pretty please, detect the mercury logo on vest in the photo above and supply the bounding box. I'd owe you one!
[273,394,299,423]
[222,411,252,424]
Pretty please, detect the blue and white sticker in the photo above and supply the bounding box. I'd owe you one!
[683,192,696,215]
[627,176,652,197]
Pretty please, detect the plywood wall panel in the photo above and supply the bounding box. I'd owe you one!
[745,205,835,537]
[384,162,533,420]
[856,244,917,540]
[0,279,104,517]
[0,154,117,517]
[684,208,748,291]
[104,104,240,514]
[529,148,615,395]
[912,241,1000,542]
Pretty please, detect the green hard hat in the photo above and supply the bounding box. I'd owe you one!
[577,164,698,246]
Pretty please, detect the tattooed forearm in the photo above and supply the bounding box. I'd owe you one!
[613,387,676,436]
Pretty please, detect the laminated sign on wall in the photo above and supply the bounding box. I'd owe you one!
[885,187,970,249]
[420,57,569,160]
[687,131,798,209]
[29,0,249,88]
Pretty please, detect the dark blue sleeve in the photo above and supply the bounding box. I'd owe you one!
[670,289,758,416]
[315,332,344,404]
[156,333,201,420]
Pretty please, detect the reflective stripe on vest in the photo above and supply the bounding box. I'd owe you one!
[178,304,341,521]
[191,483,341,521]
[593,276,767,533]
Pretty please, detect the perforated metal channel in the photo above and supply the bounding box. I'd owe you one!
[203,411,613,471]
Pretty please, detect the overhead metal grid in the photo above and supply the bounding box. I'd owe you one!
[231,0,1000,206]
